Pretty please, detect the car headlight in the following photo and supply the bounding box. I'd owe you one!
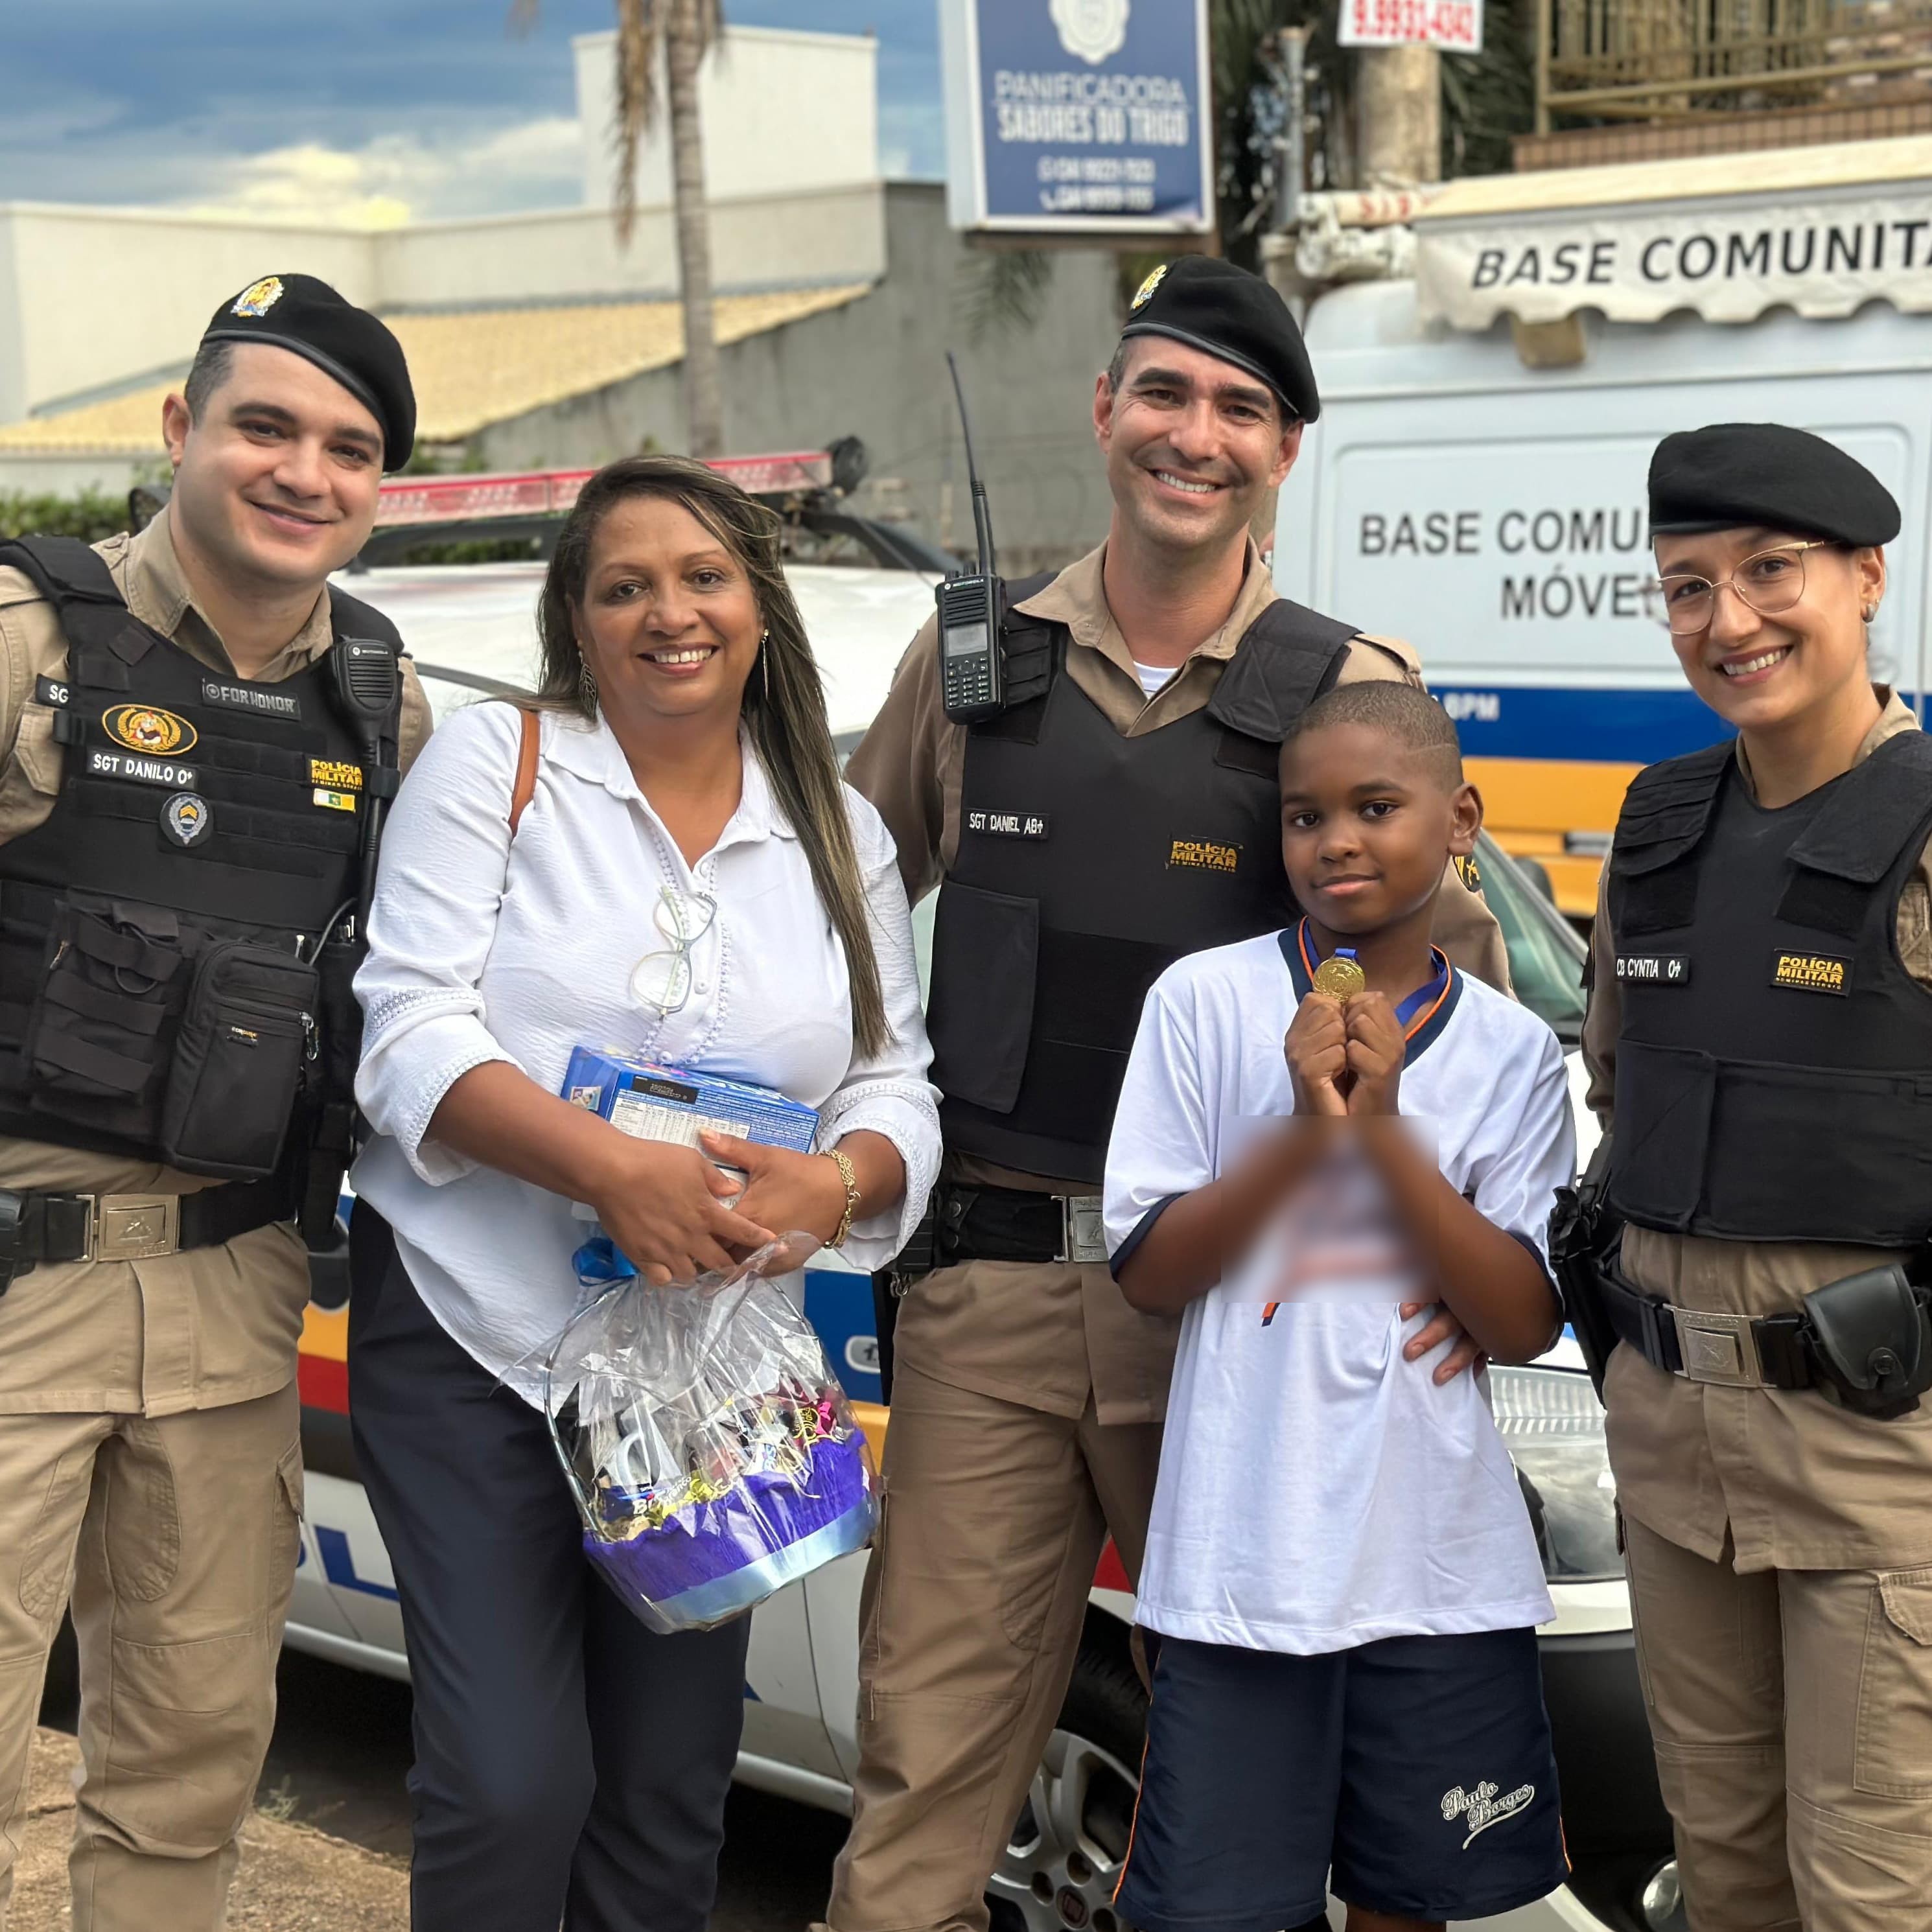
[1491,1364,1623,1584]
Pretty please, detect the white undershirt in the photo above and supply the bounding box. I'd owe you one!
[1132,658,1178,697]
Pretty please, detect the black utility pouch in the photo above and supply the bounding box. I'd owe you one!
[26,892,185,1143]
[1802,1264,1932,1419]
[161,942,318,1180]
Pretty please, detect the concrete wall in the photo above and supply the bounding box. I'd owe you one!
[572,25,877,209]
[474,185,1123,572]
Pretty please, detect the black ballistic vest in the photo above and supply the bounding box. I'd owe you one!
[0,536,401,1181]
[1605,732,1932,1245]
[924,577,1358,1184]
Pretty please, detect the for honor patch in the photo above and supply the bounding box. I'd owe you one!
[1772,950,1850,995]
[1130,262,1169,310]
[161,791,213,849]
[231,275,285,319]
[103,703,196,756]
[205,677,301,720]
[1615,953,1690,985]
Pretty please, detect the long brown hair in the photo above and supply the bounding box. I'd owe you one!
[530,454,889,1057]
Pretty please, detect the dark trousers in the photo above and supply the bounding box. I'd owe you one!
[349,1205,752,1932]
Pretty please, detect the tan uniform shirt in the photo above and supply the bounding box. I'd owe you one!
[848,539,1511,1423]
[1585,688,1932,1571]
[0,513,432,1417]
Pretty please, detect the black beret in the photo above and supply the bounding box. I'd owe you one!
[200,273,415,470]
[1118,255,1320,423]
[1649,423,1899,548]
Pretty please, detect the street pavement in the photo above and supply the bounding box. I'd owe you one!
[32,1646,851,1931]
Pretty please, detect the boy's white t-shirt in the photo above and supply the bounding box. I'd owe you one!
[1102,929,1576,1655]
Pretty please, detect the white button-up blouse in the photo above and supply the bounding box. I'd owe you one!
[351,699,941,1403]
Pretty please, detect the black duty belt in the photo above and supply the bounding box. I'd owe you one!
[1599,1258,1932,1418]
[0,1172,297,1296]
[934,1183,1110,1268]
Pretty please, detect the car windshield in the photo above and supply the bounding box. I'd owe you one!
[1471,832,1589,1047]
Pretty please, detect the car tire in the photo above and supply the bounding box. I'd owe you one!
[986,1629,1145,1932]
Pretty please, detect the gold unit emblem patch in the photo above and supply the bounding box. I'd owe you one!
[103,704,196,756]
[1131,263,1169,310]
[309,758,364,791]
[1168,839,1239,873]
[231,276,285,318]
[1771,951,1850,995]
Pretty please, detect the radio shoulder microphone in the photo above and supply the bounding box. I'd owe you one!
[938,353,1004,725]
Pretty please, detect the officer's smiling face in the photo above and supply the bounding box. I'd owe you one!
[1278,724,1481,942]
[1653,525,1885,736]
[1095,338,1301,558]
[162,343,384,591]
[572,493,762,730]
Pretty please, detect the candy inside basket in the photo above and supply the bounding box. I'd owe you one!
[543,1233,878,1633]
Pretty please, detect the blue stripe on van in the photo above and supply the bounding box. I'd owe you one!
[1425,684,1734,764]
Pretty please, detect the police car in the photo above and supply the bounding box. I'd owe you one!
[279,474,1682,1932]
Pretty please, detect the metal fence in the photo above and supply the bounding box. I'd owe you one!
[1537,0,1932,126]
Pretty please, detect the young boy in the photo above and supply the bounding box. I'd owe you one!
[1104,682,1576,1932]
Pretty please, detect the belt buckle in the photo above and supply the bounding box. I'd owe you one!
[89,1194,180,1263]
[1673,1309,1763,1387]
[1058,1194,1108,1267]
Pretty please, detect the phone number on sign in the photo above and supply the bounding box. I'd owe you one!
[1342,0,1481,49]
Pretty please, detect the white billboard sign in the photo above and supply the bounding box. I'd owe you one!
[1337,0,1484,54]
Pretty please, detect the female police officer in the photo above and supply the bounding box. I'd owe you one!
[1583,423,1932,1929]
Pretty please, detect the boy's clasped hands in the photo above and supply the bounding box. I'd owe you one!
[1285,988,1404,1117]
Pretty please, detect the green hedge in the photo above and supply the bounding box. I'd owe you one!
[0,491,132,543]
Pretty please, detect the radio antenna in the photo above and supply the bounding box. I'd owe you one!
[946,351,997,579]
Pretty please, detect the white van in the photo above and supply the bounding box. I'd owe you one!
[1274,136,1932,919]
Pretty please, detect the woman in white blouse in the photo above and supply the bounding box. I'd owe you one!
[347,455,939,1932]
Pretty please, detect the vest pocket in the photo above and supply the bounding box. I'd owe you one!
[27,894,184,1134]
[161,942,318,1180]
[925,882,1037,1115]
[1608,1039,1715,1230]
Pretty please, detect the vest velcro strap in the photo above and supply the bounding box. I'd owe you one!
[365,765,401,800]
[44,972,167,1036]
[1789,732,1932,885]
[33,1029,157,1096]
[71,918,181,983]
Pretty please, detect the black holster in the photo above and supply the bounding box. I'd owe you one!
[1549,1136,1624,1400]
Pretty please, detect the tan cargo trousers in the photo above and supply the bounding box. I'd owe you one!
[824,1361,1163,1932]
[1622,1511,1932,1931]
[0,1381,301,1932]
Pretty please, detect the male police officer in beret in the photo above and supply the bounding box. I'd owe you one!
[0,274,430,1931]
[823,255,1511,1932]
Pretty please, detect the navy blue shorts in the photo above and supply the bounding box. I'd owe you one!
[1116,1628,1568,1929]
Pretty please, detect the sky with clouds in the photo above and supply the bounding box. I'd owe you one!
[1,1,943,226]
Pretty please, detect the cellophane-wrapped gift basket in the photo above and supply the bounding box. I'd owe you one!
[542,1232,878,1634]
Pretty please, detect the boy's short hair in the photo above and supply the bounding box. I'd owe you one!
[1280,682,1465,790]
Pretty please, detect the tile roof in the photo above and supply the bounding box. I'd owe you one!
[0,283,874,455]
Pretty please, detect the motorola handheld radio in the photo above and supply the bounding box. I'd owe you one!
[938,353,1004,725]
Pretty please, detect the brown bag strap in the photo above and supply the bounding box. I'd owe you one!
[509,706,539,835]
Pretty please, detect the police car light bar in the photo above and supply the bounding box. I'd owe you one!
[374,452,836,528]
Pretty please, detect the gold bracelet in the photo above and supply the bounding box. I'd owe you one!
[828,1148,860,1248]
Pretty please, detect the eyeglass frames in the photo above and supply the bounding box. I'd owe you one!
[629,884,718,1017]
[1644,541,1833,635]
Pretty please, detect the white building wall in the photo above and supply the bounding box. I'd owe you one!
[572,25,878,207]
[0,204,376,426]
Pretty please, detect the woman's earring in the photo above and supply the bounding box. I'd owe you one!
[1863,605,1879,623]
[579,658,599,710]
[759,630,771,705]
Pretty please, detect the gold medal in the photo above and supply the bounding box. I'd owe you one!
[1310,953,1366,999]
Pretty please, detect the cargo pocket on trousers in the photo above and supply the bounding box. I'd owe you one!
[271,1443,305,1594]
[1854,1567,1932,1798]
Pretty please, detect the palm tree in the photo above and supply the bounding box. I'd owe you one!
[515,0,724,456]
